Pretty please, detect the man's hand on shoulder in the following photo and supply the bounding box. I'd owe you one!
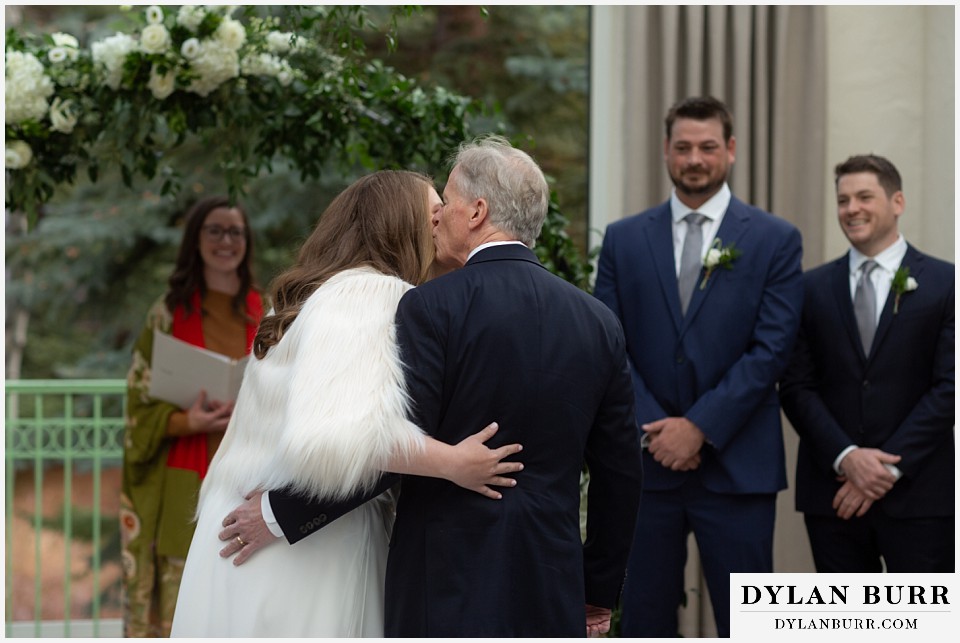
[218,490,281,566]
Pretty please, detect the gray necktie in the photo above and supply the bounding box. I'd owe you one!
[853,260,879,355]
[678,213,708,315]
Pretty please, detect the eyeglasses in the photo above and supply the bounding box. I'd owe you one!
[201,224,246,242]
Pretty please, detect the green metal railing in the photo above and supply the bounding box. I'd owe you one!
[5,379,126,638]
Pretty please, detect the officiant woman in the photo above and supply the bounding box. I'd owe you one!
[119,195,265,637]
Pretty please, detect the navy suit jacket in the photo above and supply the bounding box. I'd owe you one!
[271,245,642,637]
[594,196,803,493]
[779,245,955,518]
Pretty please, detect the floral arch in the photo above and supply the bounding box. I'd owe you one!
[5,5,481,224]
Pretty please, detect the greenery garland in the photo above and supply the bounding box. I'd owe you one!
[5,5,481,224]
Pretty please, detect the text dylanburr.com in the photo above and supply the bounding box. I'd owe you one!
[730,573,957,640]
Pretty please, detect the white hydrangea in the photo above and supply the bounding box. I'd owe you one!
[240,52,279,76]
[91,32,137,89]
[266,31,294,54]
[186,39,239,96]
[140,23,171,54]
[5,140,33,169]
[177,5,206,32]
[49,96,78,133]
[5,50,55,124]
[240,52,296,87]
[276,64,293,87]
[147,64,176,100]
[215,17,246,51]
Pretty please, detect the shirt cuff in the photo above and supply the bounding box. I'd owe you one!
[883,463,903,481]
[261,491,284,538]
[833,445,858,475]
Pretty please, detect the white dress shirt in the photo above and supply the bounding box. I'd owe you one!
[467,240,528,262]
[669,183,732,276]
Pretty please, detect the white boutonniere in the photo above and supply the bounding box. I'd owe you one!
[700,238,742,290]
[891,266,918,314]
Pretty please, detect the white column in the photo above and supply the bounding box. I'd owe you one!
[824,5,955,262]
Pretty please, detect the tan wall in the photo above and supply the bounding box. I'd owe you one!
[823,5,955,264]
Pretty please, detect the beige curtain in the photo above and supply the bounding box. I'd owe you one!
[608,5,827,637]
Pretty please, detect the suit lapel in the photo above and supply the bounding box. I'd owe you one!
[869,245,926,361]
[681,199,749,328]
[829,253,866,360]
[642,205,684,331]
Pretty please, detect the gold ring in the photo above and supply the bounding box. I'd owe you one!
[236,535,246,547]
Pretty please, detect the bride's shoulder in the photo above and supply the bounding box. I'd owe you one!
[316,267,413,301]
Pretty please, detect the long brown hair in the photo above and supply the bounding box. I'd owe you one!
[253,170,436,359]
[165,195,257,318]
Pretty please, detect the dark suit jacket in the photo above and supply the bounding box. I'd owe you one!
[384,244,641,636]
[779,244,955,517]
[271,245,642,637]
[593,196,803,493]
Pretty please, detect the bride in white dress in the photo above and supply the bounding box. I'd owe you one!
[170,171,521,637]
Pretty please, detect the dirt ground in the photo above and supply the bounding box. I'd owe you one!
[7,465,124,621]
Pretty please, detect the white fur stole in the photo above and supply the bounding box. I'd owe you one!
[198,267,426,510]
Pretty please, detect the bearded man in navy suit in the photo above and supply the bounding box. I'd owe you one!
[779,154,954,573]
[593,96,804,637]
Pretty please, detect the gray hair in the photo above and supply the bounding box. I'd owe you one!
[448,134,549,246]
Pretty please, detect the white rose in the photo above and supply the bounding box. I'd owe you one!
[5,141,33,169]
[147,65,176,100]
[140,24,171,54]
[277,68,292,86]
[905,276,918,291]
[704,248,722,268]
[48,47,68,63]
[215,17,246,51]
[146,5,164,25]
[52,32,79,49]
[49,96,78,133]
[181,38,201,59]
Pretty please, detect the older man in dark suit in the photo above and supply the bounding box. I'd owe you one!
[383,135,642,636]
[779,154,954,572]
[593,96,804,637]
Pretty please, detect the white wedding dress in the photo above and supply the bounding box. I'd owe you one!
[170,269,425,637]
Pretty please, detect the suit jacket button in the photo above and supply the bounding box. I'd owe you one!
[862,380,870,389]
[676,354,685,364]
[319,514,327,524]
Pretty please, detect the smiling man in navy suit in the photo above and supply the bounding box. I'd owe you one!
[593,96,804,637]
[779,154,954,573]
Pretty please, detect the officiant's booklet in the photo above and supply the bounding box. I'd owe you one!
[148,329,250,409]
